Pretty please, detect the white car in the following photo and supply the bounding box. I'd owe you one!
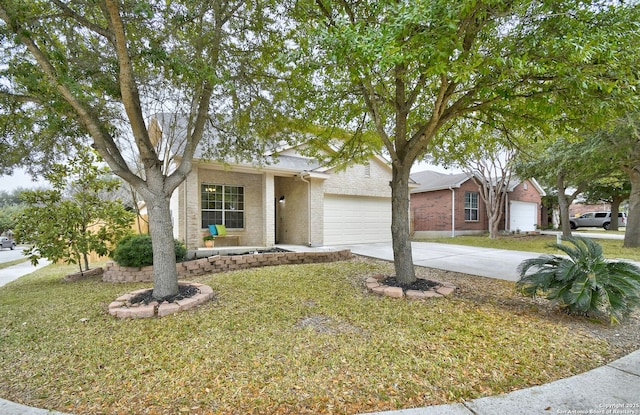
[0,236,16,250]
[569,212,627,230]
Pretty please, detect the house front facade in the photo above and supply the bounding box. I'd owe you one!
[151,114,394,249]
[410,170,545,238]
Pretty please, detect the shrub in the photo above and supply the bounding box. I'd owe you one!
[516,236,640,323]
[113,234,187,267]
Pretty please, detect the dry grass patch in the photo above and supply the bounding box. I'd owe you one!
[0,257,636,415]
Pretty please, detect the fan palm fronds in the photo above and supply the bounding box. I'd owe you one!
[517,236,640,323]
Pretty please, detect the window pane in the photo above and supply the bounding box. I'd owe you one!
[464,192,479,222]
[201,211,222,229]
[225,211,244,228]
[201,183,244,229]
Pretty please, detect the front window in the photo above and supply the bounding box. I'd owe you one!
[201,184,244,229]
[464,192,479,221]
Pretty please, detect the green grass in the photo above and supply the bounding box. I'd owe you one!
[414,234,640,262]
[0,257,30,270]
[0,260,612,415]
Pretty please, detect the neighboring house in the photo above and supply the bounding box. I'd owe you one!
[149,114,393,249]
[569,203,612,217]
[410,170,545,238]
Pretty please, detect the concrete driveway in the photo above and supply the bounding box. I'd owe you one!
[342,242,538,281]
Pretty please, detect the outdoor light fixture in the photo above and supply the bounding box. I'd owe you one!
[279,196,285,202]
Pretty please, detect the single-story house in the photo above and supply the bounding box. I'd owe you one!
[149,114,394,249]
[410,170,546,238]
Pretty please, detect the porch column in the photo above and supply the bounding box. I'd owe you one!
[184,168,201,249]
[263,173,276,247]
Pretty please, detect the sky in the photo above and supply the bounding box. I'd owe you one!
[0,168,49,193]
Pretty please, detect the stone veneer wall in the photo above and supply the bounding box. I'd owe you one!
[103,249,353,283]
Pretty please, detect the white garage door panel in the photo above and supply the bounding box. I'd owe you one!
[324,196,392,245]
[510,201,537,232]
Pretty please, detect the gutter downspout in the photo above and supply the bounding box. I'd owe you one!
[300,172,312,246]
[450,187,455,238]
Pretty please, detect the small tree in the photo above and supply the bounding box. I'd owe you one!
[15,149,134,272]
[515,136,613,238]
[435,130,518,239]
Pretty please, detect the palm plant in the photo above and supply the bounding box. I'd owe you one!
[517,236,640,323]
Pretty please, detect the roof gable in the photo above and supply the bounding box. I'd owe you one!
[151,113,390,176]
[410,170,472,193]
[410,169,546,196]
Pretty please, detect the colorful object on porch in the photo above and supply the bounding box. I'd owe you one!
[208,224,218,236]
[215,224,227,236]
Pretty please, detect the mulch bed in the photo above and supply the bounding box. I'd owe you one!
[129,284,200,305]
[382,276,439,292]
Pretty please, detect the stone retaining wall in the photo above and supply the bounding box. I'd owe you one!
[103,249,352,283]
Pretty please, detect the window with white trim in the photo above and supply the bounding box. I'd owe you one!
[201,184,244,229]
[464,191,479,221]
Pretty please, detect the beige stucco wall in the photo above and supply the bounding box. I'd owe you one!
[176,155,392,248]
[275,176,309,245]
[177,165,267,249]
[323,158,392,197]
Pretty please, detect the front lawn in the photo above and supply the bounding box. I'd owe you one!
[0,258,634,415]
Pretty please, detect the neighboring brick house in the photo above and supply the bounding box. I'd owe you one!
[410,170,545,238]
[150,114,393,249]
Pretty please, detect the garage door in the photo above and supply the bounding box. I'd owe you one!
[324,195,392,245]
[509,201,538,232]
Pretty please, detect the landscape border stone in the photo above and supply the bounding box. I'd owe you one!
[63,267,104,282]
[103,249,352,283]
[108,281,214,319]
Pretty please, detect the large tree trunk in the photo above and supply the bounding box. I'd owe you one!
[146,191,179,299]
[390,163,416,285]
[556,174,573,238]
[624,167,640,247]
[609,195,623,231]
[557,195,572,238]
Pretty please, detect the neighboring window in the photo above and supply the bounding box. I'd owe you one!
[464,192,479,221]
[201,184,244,229]
[594,213,607,218]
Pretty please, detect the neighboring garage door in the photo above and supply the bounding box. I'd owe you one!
[324,195,392,245]
[509,201,538,232]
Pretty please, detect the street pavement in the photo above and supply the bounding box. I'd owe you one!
[0,258,51,288]
[1,238,639,415]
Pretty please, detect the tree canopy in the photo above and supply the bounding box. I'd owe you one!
[0,0,288,298]
[286,0,640,283]
[15,149,135,272]
[593,113,640,246]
